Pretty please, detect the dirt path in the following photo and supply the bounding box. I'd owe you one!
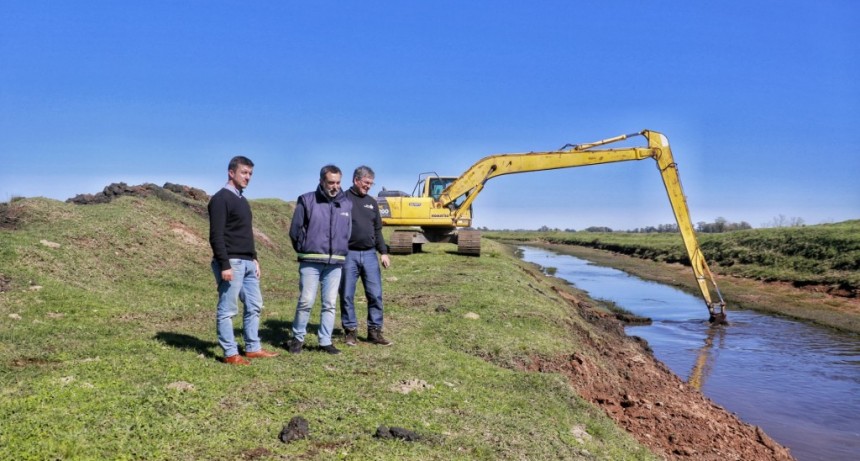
[514,250,797,460]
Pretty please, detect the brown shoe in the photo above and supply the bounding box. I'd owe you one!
[245,349,279,359]
[344,328,358,346]
[368,327,393,346]
[224,354,250,365]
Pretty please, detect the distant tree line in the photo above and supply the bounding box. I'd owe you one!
[763,214,805,228]
[483,215,806,233]
[695,217,753,233]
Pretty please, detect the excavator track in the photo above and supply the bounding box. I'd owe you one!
[389,230,415,255]
[457,229,481,256]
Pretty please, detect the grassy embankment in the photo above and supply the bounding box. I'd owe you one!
[485,222,860,333]
[0,195,657,460]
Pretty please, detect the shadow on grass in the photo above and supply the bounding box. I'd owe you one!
[154,319,330,358]
[444,250,480,257]
[154,332,218,358]
[262,318,332,345]
[261,319,292,345]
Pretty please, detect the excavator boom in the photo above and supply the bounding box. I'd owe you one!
[378,130,727,321]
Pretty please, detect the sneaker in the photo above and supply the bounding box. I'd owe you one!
[285,338,303,354]
[344,328,358,346]
[320,344,341,355]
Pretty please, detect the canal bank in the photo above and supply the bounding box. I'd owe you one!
[515,245,860,461]
[496,243,794,460]
[524,241,860,334]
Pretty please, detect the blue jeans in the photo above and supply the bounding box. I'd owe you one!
[339,249,385,330]
[212,259,262,357]
[292,261,342,346]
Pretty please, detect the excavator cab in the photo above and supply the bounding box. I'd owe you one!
[413,174,454,201]
[424,176,468,208]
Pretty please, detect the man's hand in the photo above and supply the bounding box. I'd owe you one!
[380,254,391,269]
[254,259,262,278]
[221,268,233,282]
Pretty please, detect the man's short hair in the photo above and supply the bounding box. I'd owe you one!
[228,156,254,172]
[353,165,375,182]
[320,164,342,181]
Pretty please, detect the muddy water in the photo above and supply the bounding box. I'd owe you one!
[518,246,860,461]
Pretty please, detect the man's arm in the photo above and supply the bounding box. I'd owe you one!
[288,195,307,252]
[208,192,230,271]
[373,200,390,268]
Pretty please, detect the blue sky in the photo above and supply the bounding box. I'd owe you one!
[2,1,858,230]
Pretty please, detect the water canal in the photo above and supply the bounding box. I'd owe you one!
[517,246,860,461]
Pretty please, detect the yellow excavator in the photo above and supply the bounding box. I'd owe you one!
[376,130,727,322]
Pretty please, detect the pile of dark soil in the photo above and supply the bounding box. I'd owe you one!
[0,202,21,229]
[66,182,209,216]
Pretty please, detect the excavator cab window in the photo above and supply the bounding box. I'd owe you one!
[429,177,453,201]
[428,177,470,209]
[431,183,445,200]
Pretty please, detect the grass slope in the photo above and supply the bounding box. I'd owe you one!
[0,195,655,460]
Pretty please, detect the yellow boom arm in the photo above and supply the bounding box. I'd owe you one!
[438,130,726,321]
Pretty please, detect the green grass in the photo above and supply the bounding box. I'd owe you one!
[0,195,656,460]
[486,221,860,292]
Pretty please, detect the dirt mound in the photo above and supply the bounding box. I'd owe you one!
[66,182,209,216]
[0,200,25,229]
[529,297,795,460]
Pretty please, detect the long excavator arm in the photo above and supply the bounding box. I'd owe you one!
[437,129,727,322]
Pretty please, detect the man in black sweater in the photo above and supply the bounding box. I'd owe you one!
[339,166,393,346]
[208,156,278,365]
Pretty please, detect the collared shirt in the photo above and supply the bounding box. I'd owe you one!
[224,182,243,198]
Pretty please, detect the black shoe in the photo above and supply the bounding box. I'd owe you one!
[285,338,303,354]
[344,328,358,346]
[320,344,341,355]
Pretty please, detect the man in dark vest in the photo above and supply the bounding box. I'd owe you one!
[287,164,352,355]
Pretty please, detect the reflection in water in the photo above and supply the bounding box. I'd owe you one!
[688,324,724,390]
[518,246,860,461]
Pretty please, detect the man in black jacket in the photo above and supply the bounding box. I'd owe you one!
[339,166,393,346]
[208,156,278,365]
